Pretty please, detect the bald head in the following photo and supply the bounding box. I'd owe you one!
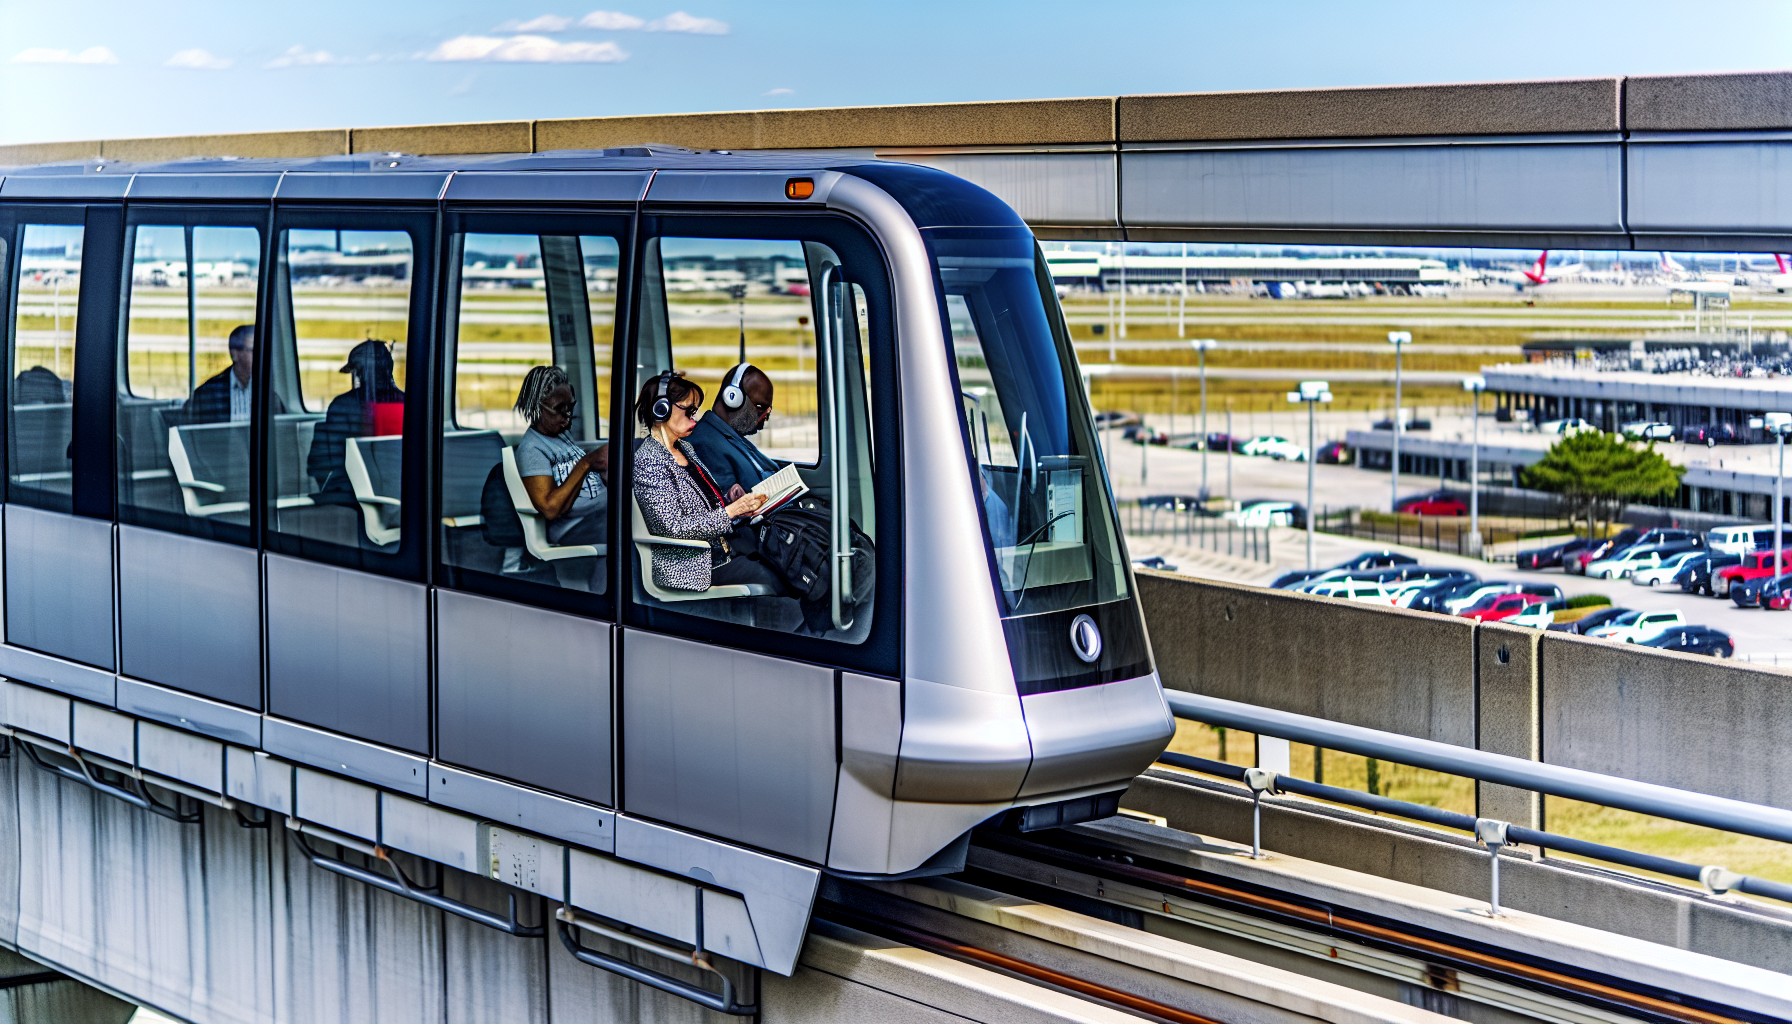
[716,365,774,435]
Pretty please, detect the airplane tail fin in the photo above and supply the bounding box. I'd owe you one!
[1777,253,1790,275]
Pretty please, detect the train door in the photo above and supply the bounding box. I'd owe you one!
[260,208,436,752]
[114,207,266,710]
[433,209,628,804]
[1,203,123,695]
[620,213,899,863]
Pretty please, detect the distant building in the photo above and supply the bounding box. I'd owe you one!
[1043,251,1456,291]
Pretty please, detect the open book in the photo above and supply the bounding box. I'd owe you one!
[750,463,808,517]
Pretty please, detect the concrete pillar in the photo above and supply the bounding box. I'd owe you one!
[1475,622,1542,829]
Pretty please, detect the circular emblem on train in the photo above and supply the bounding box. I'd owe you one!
[1069,614,1102,664]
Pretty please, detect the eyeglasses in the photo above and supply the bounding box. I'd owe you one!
[544,398,578,417]
[673,402,702,418]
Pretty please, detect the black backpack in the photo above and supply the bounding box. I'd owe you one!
[754,499,874,605]
[480,464,526,548]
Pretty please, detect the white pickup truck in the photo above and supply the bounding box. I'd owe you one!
[1588,609,1686,643]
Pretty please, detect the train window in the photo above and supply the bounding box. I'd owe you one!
[629,233,878,643]
[263,219,430,572]
[438,230,620,602]
[8,223,82,512]
[117,222,262,540]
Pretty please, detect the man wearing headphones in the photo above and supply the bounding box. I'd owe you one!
[686,362,782,499]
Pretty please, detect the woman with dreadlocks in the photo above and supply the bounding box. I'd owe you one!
[512,365,609,548]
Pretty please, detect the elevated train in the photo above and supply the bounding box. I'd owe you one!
[0,149,1172,1009]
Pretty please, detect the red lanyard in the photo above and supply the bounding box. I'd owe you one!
[682,447,725,508]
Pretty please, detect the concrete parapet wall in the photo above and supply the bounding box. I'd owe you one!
[2,71,1787,167]
[1138,572,1476,746]
[1540,631,1792,809]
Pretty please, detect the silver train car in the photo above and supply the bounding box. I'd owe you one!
[0,149,1172,1008]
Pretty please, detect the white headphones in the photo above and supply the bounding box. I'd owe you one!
[721,362,754,409]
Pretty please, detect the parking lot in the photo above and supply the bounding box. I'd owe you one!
[1118,443,1792,661]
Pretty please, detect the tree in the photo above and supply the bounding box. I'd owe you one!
[1524,431,1683,540]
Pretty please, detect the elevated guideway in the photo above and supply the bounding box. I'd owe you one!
[6,71,1792,251]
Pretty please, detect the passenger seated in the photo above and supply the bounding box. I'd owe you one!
[308,340,404,503]
[182,324,284,424]
[631,371,780,595]
[685,362,782,500]
[13,365,67,404]
[513,365,608,547]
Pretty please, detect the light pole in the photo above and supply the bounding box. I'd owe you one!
[1388,331,1412,510]
[1289,381,1333,569]
[1193,339,1216,497]
[1750,412,1791,581]
[1464,375,1486,554]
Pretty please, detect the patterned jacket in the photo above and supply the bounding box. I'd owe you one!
[632,435,734,591]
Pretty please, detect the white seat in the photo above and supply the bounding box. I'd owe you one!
[345,436,403,546]
[501,447,606,561]
[631,496,773,602]
[167,424,249,517]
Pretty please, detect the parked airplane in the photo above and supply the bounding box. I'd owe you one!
[1771,254,1792,293]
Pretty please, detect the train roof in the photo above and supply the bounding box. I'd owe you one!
[0,146,1025,229]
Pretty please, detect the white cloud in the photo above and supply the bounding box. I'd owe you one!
[647,11,729,34]
[497,14,573,32]
[266,45,339,68]
[428,35,629,63]
[12,45,120,64]
[764,87,793,96]
[165,48,232,70]
[579,10,645,29]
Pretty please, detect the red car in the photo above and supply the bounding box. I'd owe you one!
[1459,592,1548,622]
[1397,495,1469,516]
[1714,549,1792,598]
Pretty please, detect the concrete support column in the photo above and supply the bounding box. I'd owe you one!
[1475,622,1542,829]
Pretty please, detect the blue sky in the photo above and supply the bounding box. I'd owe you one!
[3,1,1790,147]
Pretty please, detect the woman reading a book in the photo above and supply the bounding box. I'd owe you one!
[632,371,782,594]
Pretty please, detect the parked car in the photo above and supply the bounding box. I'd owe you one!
[1681,423,1742,446]
[1306,580,1397,605]
[1706,524,1779,556]
[1315,441,1352,464]
[1140,494,1203,512]
[1391,571,1478,607]
[1123,424,1167,444]
[1461,592,1549,622]
[1564,528,1644,574]
[1630,548,1706,586]
[1539,417,1599,435]
[1203,432,1244,453]
[1713,549,1792,598]
[1406,578,1482,613]
[1271,569,1326,590]
[1548,606,1633,634]
[1629,527,1704,549]
[1332,551,1418,572]
[1677,552,1743,595]
[1506,601,1562,629]
[1585,541,1700,580]
[1396,493,1469,516]
[1441,581,1562,615]
[1637,626,1734,658]
[1095,410,1142,428]
[1731,570,1792,608]
[1588,609,1687,643]
[1240,435,1307,461]
[1229,500,1305,528]
[1371,418,1432,432]
[1620,421,1675,441]
[1517,537,1589,570]
[1132,556,1177,572]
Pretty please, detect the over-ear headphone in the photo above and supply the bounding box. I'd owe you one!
[649,371,675,422]
[721,362,754,409]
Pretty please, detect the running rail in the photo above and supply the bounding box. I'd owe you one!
[1162,690,1792,845]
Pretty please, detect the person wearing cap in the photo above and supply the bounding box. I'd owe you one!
[307,339,405,500]
[183,324,285,424]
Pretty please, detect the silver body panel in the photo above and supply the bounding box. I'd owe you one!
[137,721,225,793]
[435,589,612,805]
[378,793,482,873]
[0,644,114,705]
[892,678,1031,803]
[118,525,260,708]
[621,630,837,863]
[71,704,134,763]
[2,680,70,742]
[443,170,650,203]
[293,766,380,840]
[4,505,114,671]
[223,746,293,815]
[262,715,427,798]
[427,761,614,853]
[1017,673,1175,798]
[116,676,260,747]
[265,553,428,753]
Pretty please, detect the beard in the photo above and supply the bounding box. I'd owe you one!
[726,405,763,435]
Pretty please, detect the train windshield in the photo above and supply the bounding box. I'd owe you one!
[930,227,1129,618]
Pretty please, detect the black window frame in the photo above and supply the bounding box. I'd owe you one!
[259,204,438,581]
[432,206,635,621]
[115,202,273,547]
[0,202,122,520]
[622,210,902,677]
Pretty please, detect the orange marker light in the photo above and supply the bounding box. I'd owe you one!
[785,178,815,200]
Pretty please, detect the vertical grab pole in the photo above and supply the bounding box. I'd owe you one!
[824,268,853,632]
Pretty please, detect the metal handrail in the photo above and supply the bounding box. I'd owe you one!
[1158,750,1792,910]
[1164,689,1792,845]
[557,903,757,1016]
[821,265,854,632]
[288,824,544,937]
[17,735,202,824]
